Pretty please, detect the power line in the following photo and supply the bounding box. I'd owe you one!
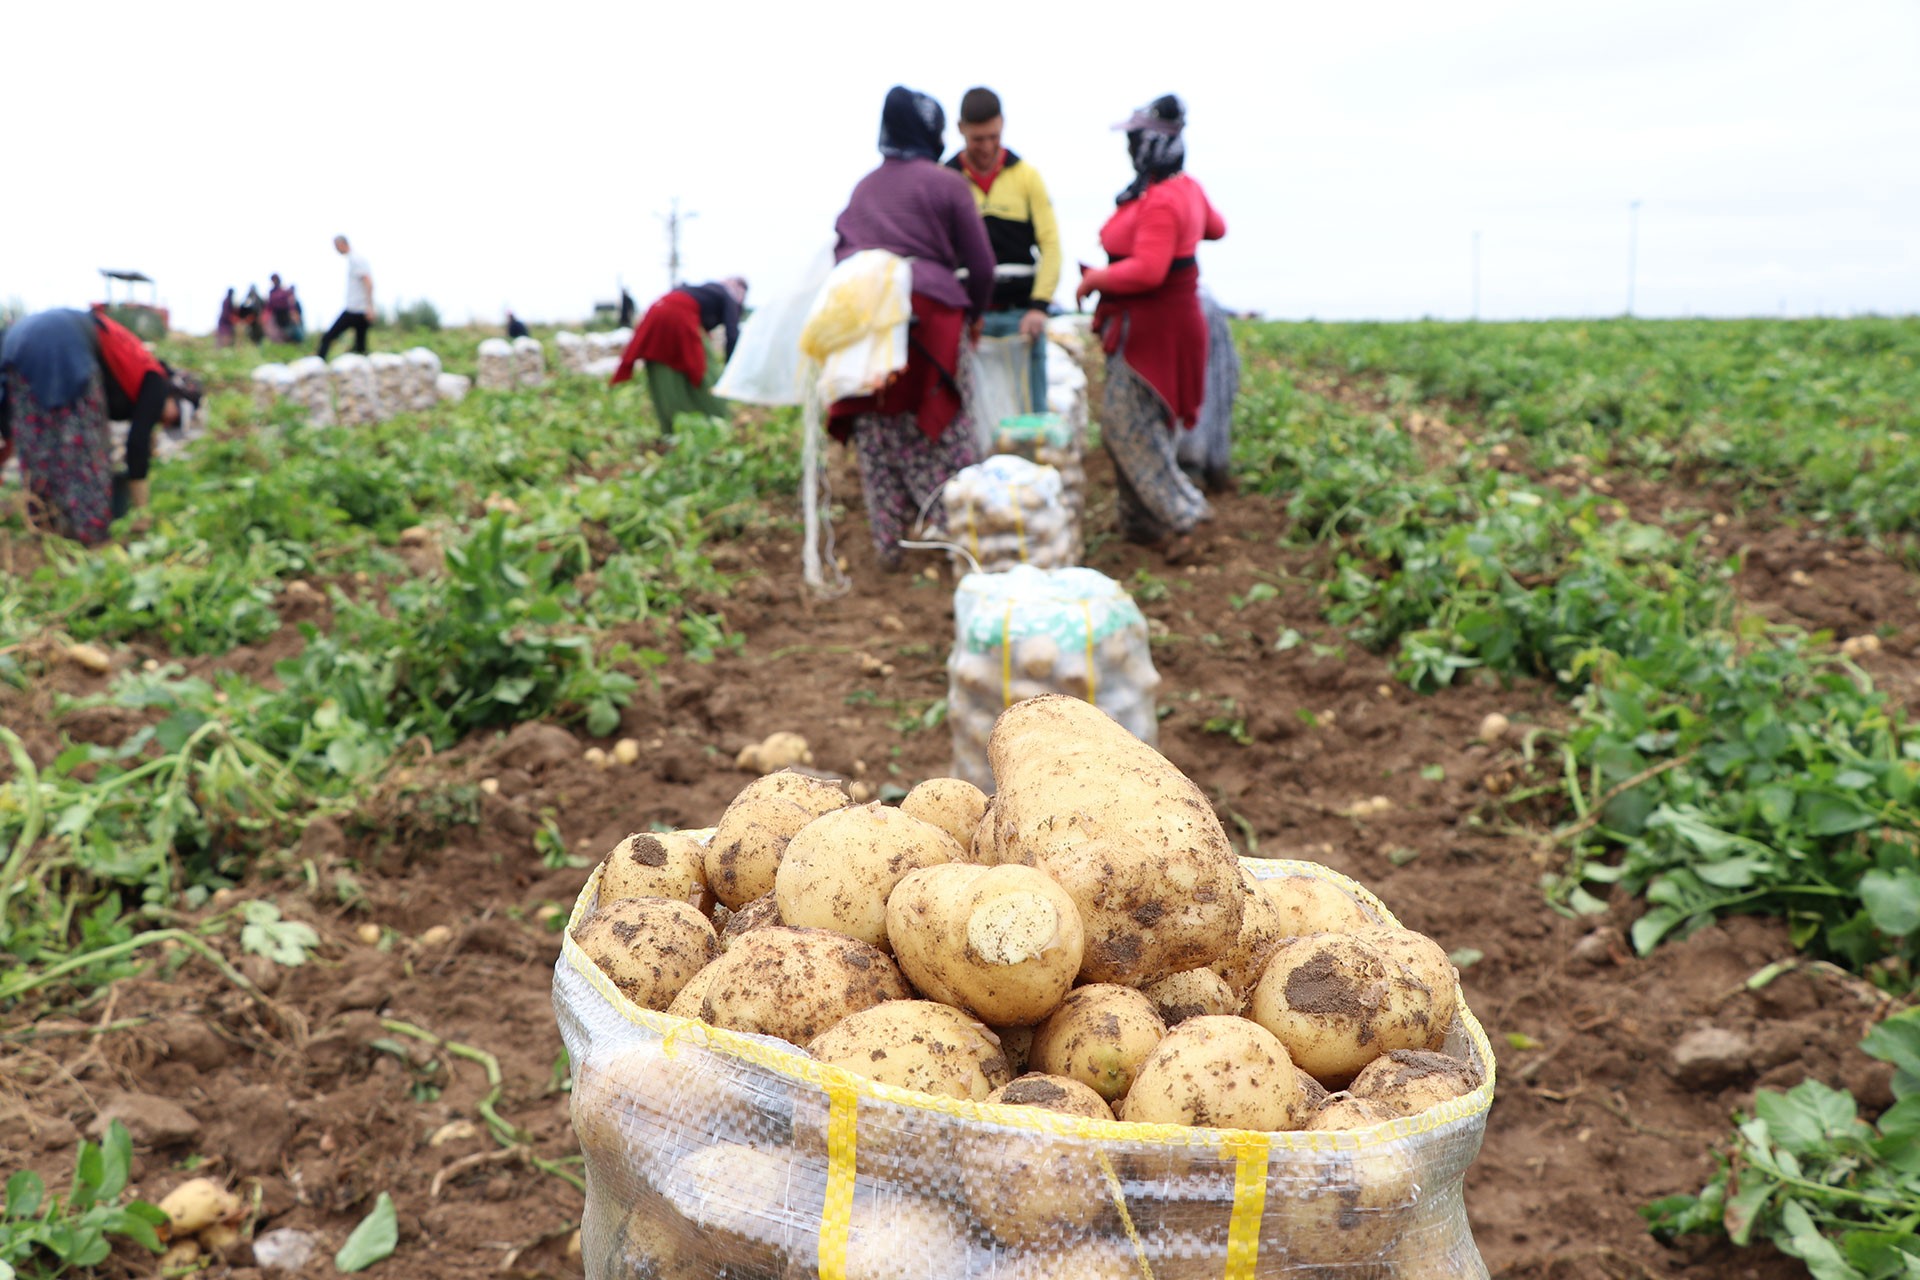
[658,198,698,290]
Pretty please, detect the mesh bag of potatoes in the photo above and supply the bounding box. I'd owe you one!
[987,413,1086,555]
[513,335,548,387]
[328,354,381,426]
[285,356,336,426]
[404,347,443,411]
[477,338,517,391]
[554,695,1494,1280]
[942,455,1078,573]
[555,330,589,373]
[949,565,1158,791]
[250,363,293,411]
[369,352,408,418]
[435,372,471,403]
[589,328,633,360]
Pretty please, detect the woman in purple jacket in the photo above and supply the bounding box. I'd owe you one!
[828,85,996,571]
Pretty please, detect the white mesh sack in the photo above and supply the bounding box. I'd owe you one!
[513,335,547,387]
[555,330,589,373]
[554,850,1495,1280]
[985,414,1086,558]
[329,354,380,426]
[404,347,442,412]
[250,363,292,412]
[583,356,622,380]
[588,328,633,359]
[436,372,472,404]
[369,352,407,420]
[285,356,336,426]
[947,565,1159,790]
[965,335,1040,455]
[1046,341,1091,441]
[477,338,517,391]
[941,455,1078,574]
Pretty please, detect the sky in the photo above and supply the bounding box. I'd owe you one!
[7,0,1917,332]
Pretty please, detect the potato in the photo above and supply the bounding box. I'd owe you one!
[1352,926,1459,1049]
[899,777,989,849]
[1297,1070,1330,1115]
[1248,932,1449,1087]
[986,696,1245,987]
[1261,874,1377,937]
[1142,968,1239,1025]
[1029,984,1167,1103]
[1119,1016,1301,1131]
[706,770,849,908]
[991,1023,1035,1075]
[720,892,783,949]
[1349,1049,1481,1117]
[664,963,718,1020]
[1307,1092,1393,1131]
[197,1223,243,1254]
[995,1239,1141,1280]
[775,804,963,950]
[985,1072,1115,1121]
[971,799,998,862]
[698,927,911,1046]
[1210,867,1288,997]
[783,1197,973,1280]
[570,1043,745,1174]
[1267,1144,1416,1266]
[157,1178,241,1234]
[659,1142,823,1273]
[158,1241,201,1270]
[572,897,719,1011]
[887,863,1084,1024]
[607,1195,709,1280]
[807,1000,1011,1100]
[597,829,711,913]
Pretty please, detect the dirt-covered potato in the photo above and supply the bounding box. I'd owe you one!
[1298,1070,1331,1115]
[572,897,719,1010]
[808,1000,1011,1099]
[698,927,911,1046]
[664,963,718,1020]
[659,1141,823,1274]
[985,1072,1116,1121]
[1119,1016,1301,1131]
[774,804,964,950]
[991,1024,1035,1076]
[962,1105,1115,1245]
[1267,1145,1416,1266]
[1349,1049,1481,1117]
[705,770,849,908]
[986,696,1246,987]
[1353,926,1459,1049]
[971,799,998,862]
[719,892,783,949]
[1248,932,1450,1086]
[1307,1092,1393,1131]
[900,777,990,850]
[1210,867,1288,998]
[597,830,712,913]
[570,1043,744,1175]
[157,1178,241,1234]
[887,863,1084,1025]
[1142,968,1240,1025]
[782,1198,974,1280]
[1029,984,1167,1103]
[1262,874,1376,937]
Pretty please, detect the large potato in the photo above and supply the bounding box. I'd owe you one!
[659,1142,823,1274]
[1353,925,1459,1050]
[1210,867,1287,997]
[900,777,989,849]
[698,927,910,1046]
[1307,1092,1393,1131]
[1142,968,1240,1026]
[664,963,718,1020]
[1262,874,1376,937]
[572,897,719,1011]
[1349,1049,1481,1117]
[1267,1145,1416,1266]
[985,1072,1115,1121]
[706,771,848,908]
[774,804,963,950]
[986,696,1245,987]
[782,1197,974,1280]
[1029,984,1167,1103]
[597,829,712,913]
[719,892,783,949]
[887,863,1084,1025]
[570,1043,744,1176]
[1248,933,1448,1087]
[1119,1016,1301,1131]
[807,1000,1011,1100]
[963,1073,1117,1246]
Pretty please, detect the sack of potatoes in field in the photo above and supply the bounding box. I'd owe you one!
[435,372,471,404]
[941,454,1077,574]
[328,354,380,426]
[403,347,442,411]
[948,565,1159,791]
[554,696,1494,1279]
[285,356,336,426]
[369,352,407,419]
[476,338,517,391]
[513,335,547,387]
[554,330,589,373]
[588,328,632,360]
[250,363,293,411]
[987,412,1087,557]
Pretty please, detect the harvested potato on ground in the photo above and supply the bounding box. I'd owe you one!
[1267,1145,1416,1266]
[697,927,911,1045]
[597,830,712,913]
[1143,968,1240,1025]
[1308,1092,1393,1131]
[775,804,963,950]
[900,777,989,850]
[887,863,1084,1024]
[157,1178,241,1234]
[572,897,719,1011]
[991,1024,1035,1075]
[1210,867,1288,998]
[986,696,1245,987]
[1353,926,1459,1049]
[1262,874,1376,937]
[736,730,814,774]
[1029,984,1167,1103]
[719,892,783,948]
[660,1142,822,1273]
[1349,1049,1481,1117]
[985,1072,1116,1121]
[1249,932,1451,1087]
[807,1000,1011,1099]
[1119,1016,1301,1131]
[705,770,849,909]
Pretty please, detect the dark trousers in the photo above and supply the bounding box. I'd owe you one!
[318,310,369,358]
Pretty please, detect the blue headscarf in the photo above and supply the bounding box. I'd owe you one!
[878,86,946,162]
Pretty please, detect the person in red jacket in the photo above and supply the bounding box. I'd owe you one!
[1076,94,1226,562]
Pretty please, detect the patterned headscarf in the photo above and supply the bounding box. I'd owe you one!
[878,86,946,162]
[1114,94,1187,205]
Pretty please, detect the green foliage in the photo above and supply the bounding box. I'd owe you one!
[335,1191,399,1271]
[390,299,441,332]
[0,1122,166,1279]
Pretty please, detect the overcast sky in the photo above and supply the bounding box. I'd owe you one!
[8,0,1916,331]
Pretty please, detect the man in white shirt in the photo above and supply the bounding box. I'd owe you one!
[317,236,374,358]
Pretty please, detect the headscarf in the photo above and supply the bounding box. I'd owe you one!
[721,277,749,306]
[878,86,946,163]
[1114,93,1187,205]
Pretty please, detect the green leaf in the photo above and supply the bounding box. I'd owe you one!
[1775,1198,1864,1280]
[1723,1174,1775,1245]
[1630,905,1687,955]
[1420,764,1446,782]
[5,1170,44,1220]
[1448,947,1484,969]
[1862,1010,1920,1095]
[1803,792,1877,836]
[96,1120,132,1200]
[1861,869,1920,938]
[1755,1081,1858,1155]
[336,1191,399,1272]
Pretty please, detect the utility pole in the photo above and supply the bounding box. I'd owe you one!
[659,198,698,290]
[1626,199,1642,316]
[1472,230,1482,321]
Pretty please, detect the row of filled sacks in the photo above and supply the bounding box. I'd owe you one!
[478,337,548,390]
[251,351,469,426]
[553,329,634,374]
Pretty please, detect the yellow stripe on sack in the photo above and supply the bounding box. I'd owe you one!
[817,1083,858,1280]
[1081,599,1098,703]
[1095,1151,1155,1280]
[1000,600,1015,708]
[1011,482,1028,561]
[1223,1136,1270,1278]
[965,498,981,564]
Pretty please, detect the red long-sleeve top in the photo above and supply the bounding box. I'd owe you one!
[1082,175,1225,296]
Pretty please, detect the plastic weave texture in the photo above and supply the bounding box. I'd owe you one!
[476,338,517,391]
[947,567,1159,790]
[941,455,1080,574]
[556,857,1493,1279]
[988,413,1086,556]
[328,354,380,427]
[512,335,548,387]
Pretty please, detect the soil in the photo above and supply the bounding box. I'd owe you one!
[1,437,1900,1280]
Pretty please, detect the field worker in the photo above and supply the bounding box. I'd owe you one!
[1177,287,1241,494]
[215,289,239,348]
[317,235,374,358]
[506,310,531,340]
[826,85,996,572]
[0,309,202,546]
[945,86,1061,411]
[266,273,304,343]
[1075,94,1226,563]
[608,278,747,432]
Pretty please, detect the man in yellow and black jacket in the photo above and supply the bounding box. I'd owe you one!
[947,86,1061,412]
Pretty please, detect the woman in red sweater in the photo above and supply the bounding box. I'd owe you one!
[1075,95,1225,561]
